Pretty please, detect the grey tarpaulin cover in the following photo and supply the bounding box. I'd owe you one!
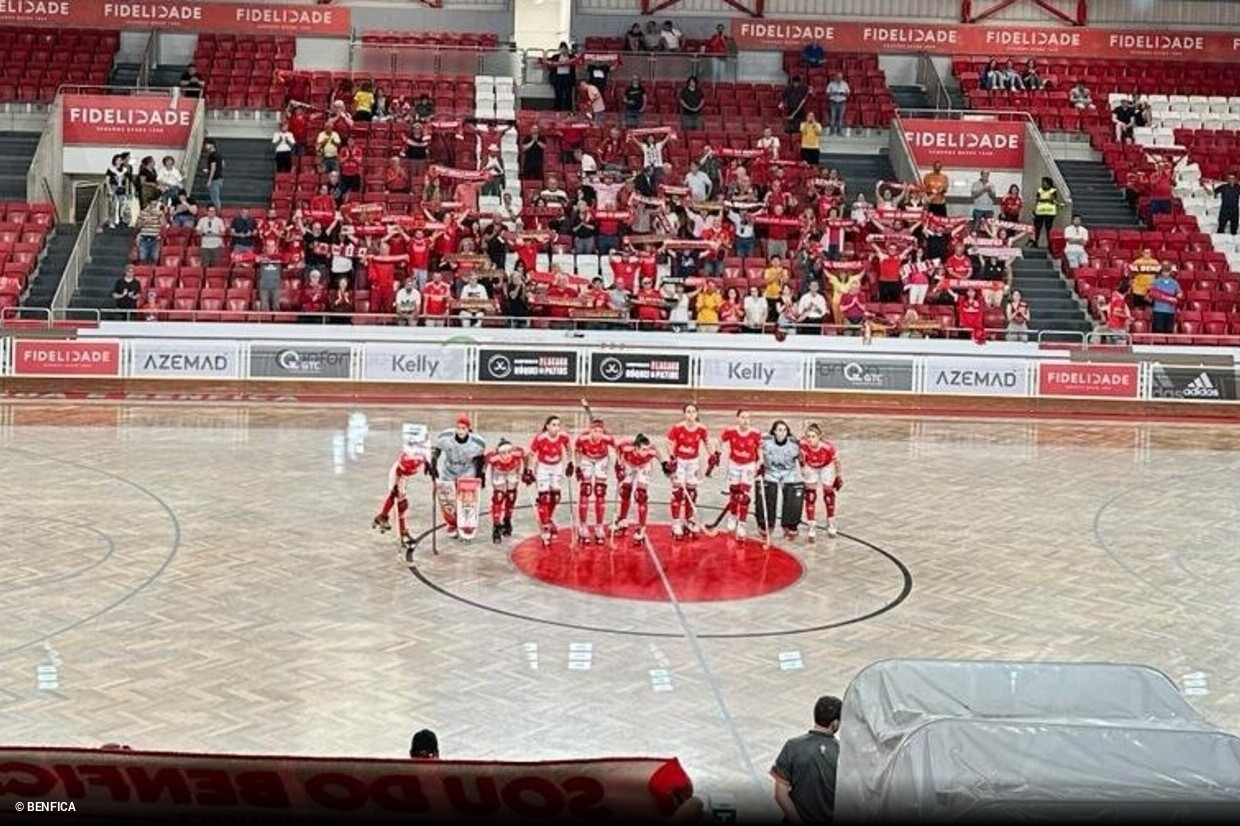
[835,659,1240,821]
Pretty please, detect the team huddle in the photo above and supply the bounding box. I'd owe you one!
[372,404,843,553]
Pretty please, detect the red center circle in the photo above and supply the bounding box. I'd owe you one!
[510,524,805,602]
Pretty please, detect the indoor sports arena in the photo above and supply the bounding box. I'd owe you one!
[4,0,1240,822]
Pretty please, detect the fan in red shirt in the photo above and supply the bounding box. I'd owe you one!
[712,409,763,540]
[799,423,842,540]
[259,208,288,248]
[287,105,310,151]
[704,25,729,55]
[365,240,403,315]
[1103,286,1131,340]
[485,439,527,544]
[421,270,452,326]
[608,251,641,292]
[634,277,664,327]
[509,233,544,273]
[956,288,986,343]
[339,144,363,193]
[544,270,580,319]
[613,433,660,543]
[944,243,973,282]
[524,415,573,546]
[407,229,433,287]
[299,270,328,318]
[435,213,463,259]
[574,418,617,544]
[664,403,710,538]
[598,127,625,169]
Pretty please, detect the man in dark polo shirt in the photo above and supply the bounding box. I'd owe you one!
[772,695,841,824]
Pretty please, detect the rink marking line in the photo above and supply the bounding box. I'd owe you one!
[0,446,182,662]
[0,520,118,594]
[638,530,766,796]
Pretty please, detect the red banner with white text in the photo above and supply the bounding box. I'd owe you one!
[0,1,350,36]
[731,19,1240,62]
[0,748,691,821]
[901,118,1024,169]
[1037,363,1140,398]
[13,340,121,376]
[62,94,195,147]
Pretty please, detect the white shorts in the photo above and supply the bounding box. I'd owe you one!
[802,465,837,488]
[578,456,610,481]
[672,457,701,488]
[491,470,520,489]
[621,467,652,488]
[536,461,565,492]
[726,461,758,487]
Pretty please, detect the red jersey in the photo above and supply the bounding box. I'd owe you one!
[408,238,432,270]
[1106,292,1130,329]
[945,254,973,279]
[367,255,402,290]
[720,426,762,464]
[486,446,526,473]
[436,222,460,257]
[667,422,709,460]
[800,439,837,469]
[422,280,451,315]
[339,145,362,177]
[514,240,540,271]
[395,447,429,477]
[618,440,658,470]
[610,259,640,291]
[576,432,616,461]
[530,431,571,465]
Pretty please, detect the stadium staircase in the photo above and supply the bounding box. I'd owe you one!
[109,62,141,88]
[1057,159,1144,228]
[67,227,137,318]
[191,137,275,209]
[21,231,75,310]
[1011,247,1093,335]
[890,85,932,114]
[821,152,895,200]
[0,132,37,200]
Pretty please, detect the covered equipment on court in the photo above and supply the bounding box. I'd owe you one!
[835,658,1240,822]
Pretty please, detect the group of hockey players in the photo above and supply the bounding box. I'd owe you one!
[373,404,843,553]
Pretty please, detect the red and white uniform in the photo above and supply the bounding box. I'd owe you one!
[720,426,762,486]
[617,440,658,487]
[575,431,616,480]
[666,422,710,487]
[530,430,572,491]
[388,445,430,493]
[486,445,526,488]
[800,438,838,487]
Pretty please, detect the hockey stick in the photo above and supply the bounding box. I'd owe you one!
[430,480,440,555]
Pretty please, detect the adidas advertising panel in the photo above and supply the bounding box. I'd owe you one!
[1149,365,1237,401]
[129,340,240,379]
[925,356,1029,396]
[813,357,915,392]
[588,352,690,386]
[362,344,467,383]
[699,352,804,390]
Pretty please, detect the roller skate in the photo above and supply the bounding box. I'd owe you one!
[540,525,552,548]
[735,523,747,541]
[807,524,817,542]
[577,526,591,544]
[826,520,838,538]
[593,526,607,545]
[671,520,685,540]
[372,515,392,533]
[401,532,417,560]
[783,527,799,541]
[501,518,513,537]
[611,518,629,536]
[492,523,503,544]
[632,527,647,544]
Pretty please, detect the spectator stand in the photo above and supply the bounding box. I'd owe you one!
[0,27,117,107]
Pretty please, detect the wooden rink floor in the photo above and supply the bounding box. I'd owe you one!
[2,400,1240,819]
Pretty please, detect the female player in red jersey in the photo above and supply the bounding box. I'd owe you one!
[524,415,573,547]
[612,433,660,543]
[574,418,617,545]
[665,402,711,538]
[372,424,432,551]
[710,409,763,540]
[799,423,843,539]
[485,439,526,543]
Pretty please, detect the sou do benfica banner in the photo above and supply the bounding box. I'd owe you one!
[730,19,1240,62]
[0,1,350,36]
[0,749,693,821]
[901,118,1024,169]
[62,94,195,148]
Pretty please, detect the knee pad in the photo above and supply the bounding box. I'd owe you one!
[593,482,607,500]
[396,496,409,512]
[620,482,633,501]
[504,489,518,506]
[804,487,818,506]
[551,489,562,506]
[491,490,505,507]
[634,486,649,505]
[537,491,553,507]
[686,485,698,503]
[671,487,686,507]
[736,490,750,508]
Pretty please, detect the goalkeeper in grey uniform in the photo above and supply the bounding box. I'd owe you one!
[757,420,805,542]
[430,414,487,539]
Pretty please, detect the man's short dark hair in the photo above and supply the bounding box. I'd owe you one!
[410,728,439,758]
[814,695,842,728]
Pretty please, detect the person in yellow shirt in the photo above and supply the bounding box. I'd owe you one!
[922,161,950,217]
[352,81,376,122]
[695,280,723,328]
[799,111,823,166]
[1126,246,1161,304]
[763,256,789,319]
[826,269,863,326]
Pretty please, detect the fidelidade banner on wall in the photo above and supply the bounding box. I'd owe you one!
[900,119,1024,169]
[731,19,1240,62]
[61,93,195,175]
[0,748,691,821]
[0,1,349,36]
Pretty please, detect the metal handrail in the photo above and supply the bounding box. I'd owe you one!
[0,305,51,328]
[349,40,520,85]
[518,48,739,87]
[887,116,920,184]
[916,53,950,113]
[181,95,207,197]
[50,182,107,314]
[27,95,63,217]
[136,31,158,89]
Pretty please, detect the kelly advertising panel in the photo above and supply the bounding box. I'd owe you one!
[362,344,467,383]
[902,119,1024,170]
[813,357,914,392]
[478,349,577,384]
[1149,364,1237,401]
[128,340,240,379]
[588,352,690,386]
[698,352,804,390]
[1037,362,1139,398]
[730,19,1240,62]
[12,340,121,377]
[0,1,350,35]
[925,356,1029,396]
[250,344,351,380]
